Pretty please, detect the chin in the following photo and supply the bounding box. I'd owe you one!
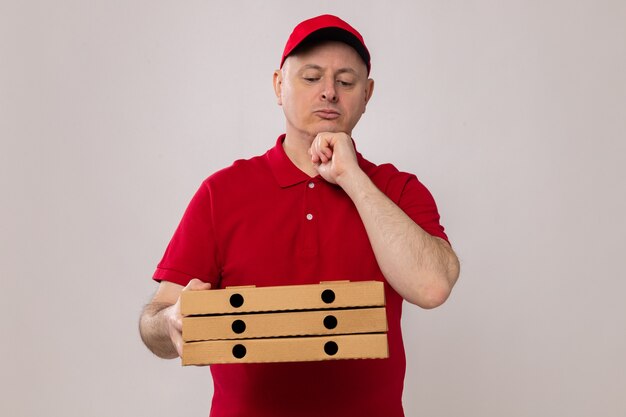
[315,123,348,134]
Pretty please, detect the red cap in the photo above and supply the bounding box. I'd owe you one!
[280,15,371,74]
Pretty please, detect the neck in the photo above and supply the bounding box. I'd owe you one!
[282,133,319,177]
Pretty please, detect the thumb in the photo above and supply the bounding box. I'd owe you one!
[184,278,212,291]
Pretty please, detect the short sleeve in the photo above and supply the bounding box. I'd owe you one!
[398,175,449,243]
[152,181,221,287]
[386,172,449,244]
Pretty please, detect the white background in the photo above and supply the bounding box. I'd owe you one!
[1,1,625,416]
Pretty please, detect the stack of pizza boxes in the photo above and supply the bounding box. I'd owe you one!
[181,281,388,365]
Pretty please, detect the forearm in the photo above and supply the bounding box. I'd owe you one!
[139,302,179,359]
[338,170,460,308]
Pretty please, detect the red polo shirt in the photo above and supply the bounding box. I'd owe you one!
[154,135,449,417]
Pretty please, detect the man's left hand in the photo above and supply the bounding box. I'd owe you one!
[309,132,361,185]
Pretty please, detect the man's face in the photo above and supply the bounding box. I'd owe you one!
[274,41,374,140]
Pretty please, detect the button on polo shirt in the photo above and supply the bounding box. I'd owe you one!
[153,134,449,417]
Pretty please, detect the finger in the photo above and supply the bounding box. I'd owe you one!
[309,140,322,163]
[171,305,183,331]
[317,134,333,158]
[165,302,183,330]
[184,278,212,291]
[172,331,183,357]
[316,151,329,164]
[165,305,184,357]
[310,147,326,164]
[313,138,332,163]
[310,147,320,163]
[315,163,338,185]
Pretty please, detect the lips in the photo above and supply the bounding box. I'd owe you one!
[315,109,341,120]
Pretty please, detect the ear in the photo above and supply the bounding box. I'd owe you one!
[273,70,283,106]
[363,78,375,112]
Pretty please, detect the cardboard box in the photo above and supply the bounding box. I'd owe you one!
[182,333,389,365]
[183,307,387,341]
[181,281,385,316]
[180,281,389,365]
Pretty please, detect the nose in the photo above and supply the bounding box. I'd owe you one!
[321,80,338,103]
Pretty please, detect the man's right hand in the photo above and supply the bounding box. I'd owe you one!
[139,278,211,359]
[163,279,212,357]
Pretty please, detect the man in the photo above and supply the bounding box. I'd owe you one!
[139,14,459,417]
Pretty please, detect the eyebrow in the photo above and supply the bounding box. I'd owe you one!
[299,64,359,76]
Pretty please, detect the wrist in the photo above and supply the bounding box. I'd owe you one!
[336,166,370,197]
